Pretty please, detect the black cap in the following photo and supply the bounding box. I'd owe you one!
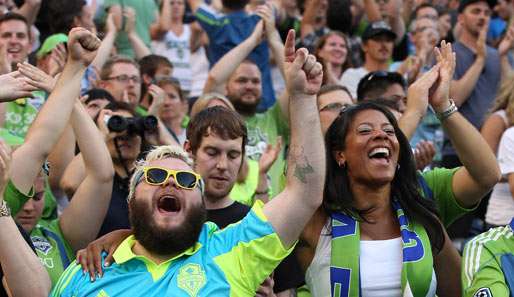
[458,0,496,13]
[362,21,397,42]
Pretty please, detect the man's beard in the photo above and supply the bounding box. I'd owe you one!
[229,94,260,116]
[129,198,207,256]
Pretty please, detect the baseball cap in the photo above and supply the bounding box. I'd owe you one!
[458,0,496,13]
[36,33,68,59]
[362,21,397,42]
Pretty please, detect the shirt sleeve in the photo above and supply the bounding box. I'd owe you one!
[3,179,33,216]
[462,240,509,297]
[209,201,294,295]
[194,4,224,36]
[422,167,475,227]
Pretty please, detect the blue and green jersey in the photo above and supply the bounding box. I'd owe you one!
[51,201,293,297]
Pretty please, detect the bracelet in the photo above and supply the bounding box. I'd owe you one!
[0,200,11,217]
[435,99,458,121]
[254,189,269,195]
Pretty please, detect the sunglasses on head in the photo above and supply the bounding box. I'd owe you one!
[143,166,202,190]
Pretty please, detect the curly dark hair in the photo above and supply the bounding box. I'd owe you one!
[324,101,445,253]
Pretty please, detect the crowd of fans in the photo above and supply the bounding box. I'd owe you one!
[1,0,514,296]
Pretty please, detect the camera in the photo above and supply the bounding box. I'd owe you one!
[106,115,158,136]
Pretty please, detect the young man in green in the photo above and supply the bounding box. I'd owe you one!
[462,218,514,296]
[203,6,290,198]
[3,28,115,287]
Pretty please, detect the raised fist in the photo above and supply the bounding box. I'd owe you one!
[283,30,323,97]
[67,27,101,67]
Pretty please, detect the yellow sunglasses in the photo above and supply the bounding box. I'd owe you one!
[142,166,202,190]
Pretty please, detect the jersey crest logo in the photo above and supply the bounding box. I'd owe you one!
[177,263,206,297]
[96,289,110,297]
[473,288,492,297]
[32,236,52,255]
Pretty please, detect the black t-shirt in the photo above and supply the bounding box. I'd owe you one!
[206,201,305,293]
[97,173,131,237]
[206,201,250,229]
[0,222,35,297]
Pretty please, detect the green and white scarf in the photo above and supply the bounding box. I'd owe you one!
[330,200,434,297]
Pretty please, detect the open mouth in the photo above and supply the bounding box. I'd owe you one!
[157,196,181,213]
[368,147,391,164]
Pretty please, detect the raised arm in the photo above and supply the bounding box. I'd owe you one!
[59,101,114,251]
[92,13,119,71]
[124,8,152,60]
[398,63,440,140]
[300,0,321,40]
[187,0,203,13]
[0,140,51,297]
[150,0,172,40]
[14,0,41,25]
[10,28,100,195]
[498,22,514,80]
[431,41,501,208]
[450,24,487,106]
[263,30,325,249]
[203,21,264,94]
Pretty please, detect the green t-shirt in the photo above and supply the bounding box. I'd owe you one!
[462,222,514,297]
[102,0,158,58]
[245,104,289,198]
[421,167,475,227]
[4,99,38,138]
[30,219,75,288]
[3,179,73,288]
[230,159,262,206]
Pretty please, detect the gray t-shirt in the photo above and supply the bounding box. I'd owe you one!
[442,41,501,156]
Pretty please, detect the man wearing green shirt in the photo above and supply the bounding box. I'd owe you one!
[203,9,290,197]
[462,218,514,297]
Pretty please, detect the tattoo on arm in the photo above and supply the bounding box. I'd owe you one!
[289,145,314,184]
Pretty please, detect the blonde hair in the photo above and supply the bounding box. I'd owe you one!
[489,72,514,126]
[190,92,235,119]
[127,145,198,202]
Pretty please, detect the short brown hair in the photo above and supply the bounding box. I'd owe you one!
[100,56,140,80]
[186,106,247,156]
[156,78,185,102]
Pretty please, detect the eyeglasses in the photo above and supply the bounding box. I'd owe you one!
[143,166,202,190]
[107,75,141,84]
[319,102,351,112]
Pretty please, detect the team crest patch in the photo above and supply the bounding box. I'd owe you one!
[32,236,52,255]
[177,263,206,297]
[473,288,492,297]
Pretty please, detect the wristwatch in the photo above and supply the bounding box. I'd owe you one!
[436,99,458,121]
[0,200,11,217]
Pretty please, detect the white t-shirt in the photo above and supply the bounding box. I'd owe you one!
[339,67,368,99]
[189,47,209,98]
[486,125,514,226]
[304,221,437,297]
[151,25,192,93]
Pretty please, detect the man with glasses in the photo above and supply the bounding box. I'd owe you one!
[99,56,142,108]
[317,84,354,134]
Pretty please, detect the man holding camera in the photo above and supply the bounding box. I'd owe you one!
[61,100,172,237]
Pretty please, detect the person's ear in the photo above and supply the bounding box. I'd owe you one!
[334,151,346,168]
